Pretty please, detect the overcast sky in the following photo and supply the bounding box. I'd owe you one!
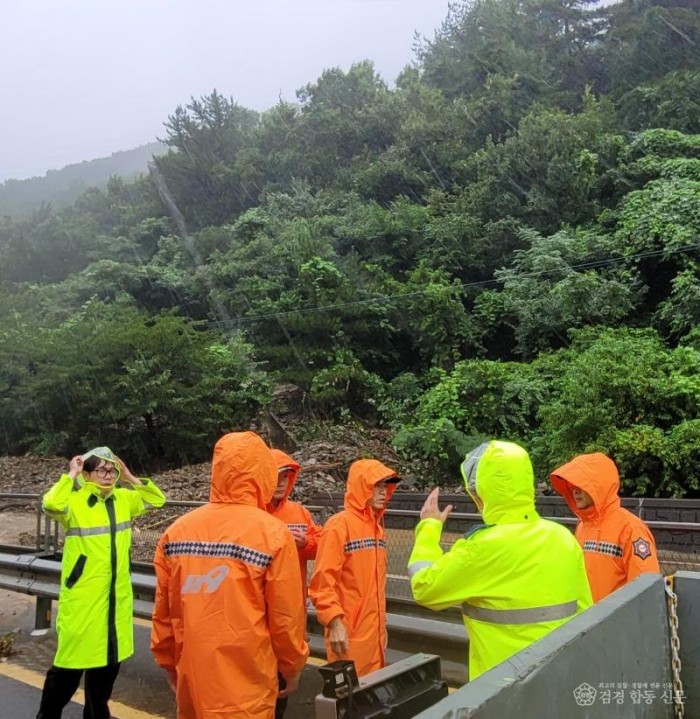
[0,0,451,182]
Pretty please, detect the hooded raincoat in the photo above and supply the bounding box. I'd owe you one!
[309,459,398,677]
[409,441,592,680]
[42,447,165,669]
[150,432,309,719]
[551,452,660,602]
[267,449,321,601]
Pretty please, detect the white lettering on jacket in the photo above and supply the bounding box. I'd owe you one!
[181,565,229,594]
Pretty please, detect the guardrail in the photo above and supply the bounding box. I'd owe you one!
[3,490,698,687]
[0,492,54,552]
[0,551,470,684]
[384,507,700,532]
[2,492,699,591]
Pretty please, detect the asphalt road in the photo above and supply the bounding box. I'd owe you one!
[0,674,83,719]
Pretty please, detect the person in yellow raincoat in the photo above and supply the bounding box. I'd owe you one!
[309,458,400,677]
[37,446,165,719]
[409,440,592,680]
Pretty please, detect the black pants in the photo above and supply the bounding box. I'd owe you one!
[36,663,121,719]
[275,673,288,719]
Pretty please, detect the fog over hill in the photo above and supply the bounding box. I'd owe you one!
[0,141,167,218]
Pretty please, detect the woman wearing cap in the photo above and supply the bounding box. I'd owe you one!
[36,447,166,719]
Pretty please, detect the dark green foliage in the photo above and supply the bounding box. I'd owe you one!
[153,90,260,228]
[393,358,548,466]
[1,0,699,491]
[618,71,700,134]
[395,328,700,496]
[417,0,607,104]
[493,227,639,356]
[537,328,700,496]
[0,298,270,466]
[603,0,700,95]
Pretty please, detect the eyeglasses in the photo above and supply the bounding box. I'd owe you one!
[93,466,118,478]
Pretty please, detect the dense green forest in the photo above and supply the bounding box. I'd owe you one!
[0,142,167,218]
[1,0,699,495]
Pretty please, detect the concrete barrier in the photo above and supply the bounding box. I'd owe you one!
[416,574,674,719]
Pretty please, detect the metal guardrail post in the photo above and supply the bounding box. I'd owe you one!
[0,552,468,682]
[43,514,51,554]
[35,501,43,552]
[35,595,52,630]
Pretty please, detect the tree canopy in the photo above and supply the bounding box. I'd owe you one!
[1,0,699,493]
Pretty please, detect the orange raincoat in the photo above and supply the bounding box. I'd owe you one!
[551,453,660,602]
[309,459,398,677]
[150,432,309,719]
[267,449,321,600]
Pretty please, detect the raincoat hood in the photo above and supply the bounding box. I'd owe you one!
[344,459,399,519]
[461,440,537,525]
[210,431,277,508]
[81,445,120,490]
[551,453,621,522]
[82,445,118,464]
[268,448,301,507]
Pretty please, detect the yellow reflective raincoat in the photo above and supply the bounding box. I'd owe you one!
[409,441,592,679]
[43,464,165,668]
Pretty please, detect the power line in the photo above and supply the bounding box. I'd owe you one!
[207,241,700,329]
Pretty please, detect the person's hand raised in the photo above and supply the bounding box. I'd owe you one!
[419,488,453,524]
[114,455,142,486]
[68,456,84,480]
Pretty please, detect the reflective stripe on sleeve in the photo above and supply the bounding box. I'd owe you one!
[408,560,434,578]
[65,521,132,537]
[461,600,578,625]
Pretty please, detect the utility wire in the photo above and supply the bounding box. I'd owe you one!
[207,241,700,329]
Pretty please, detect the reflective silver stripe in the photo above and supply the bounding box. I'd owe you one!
[461,600,578,625]
[408,560,434,578]
[65,521,132,538]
